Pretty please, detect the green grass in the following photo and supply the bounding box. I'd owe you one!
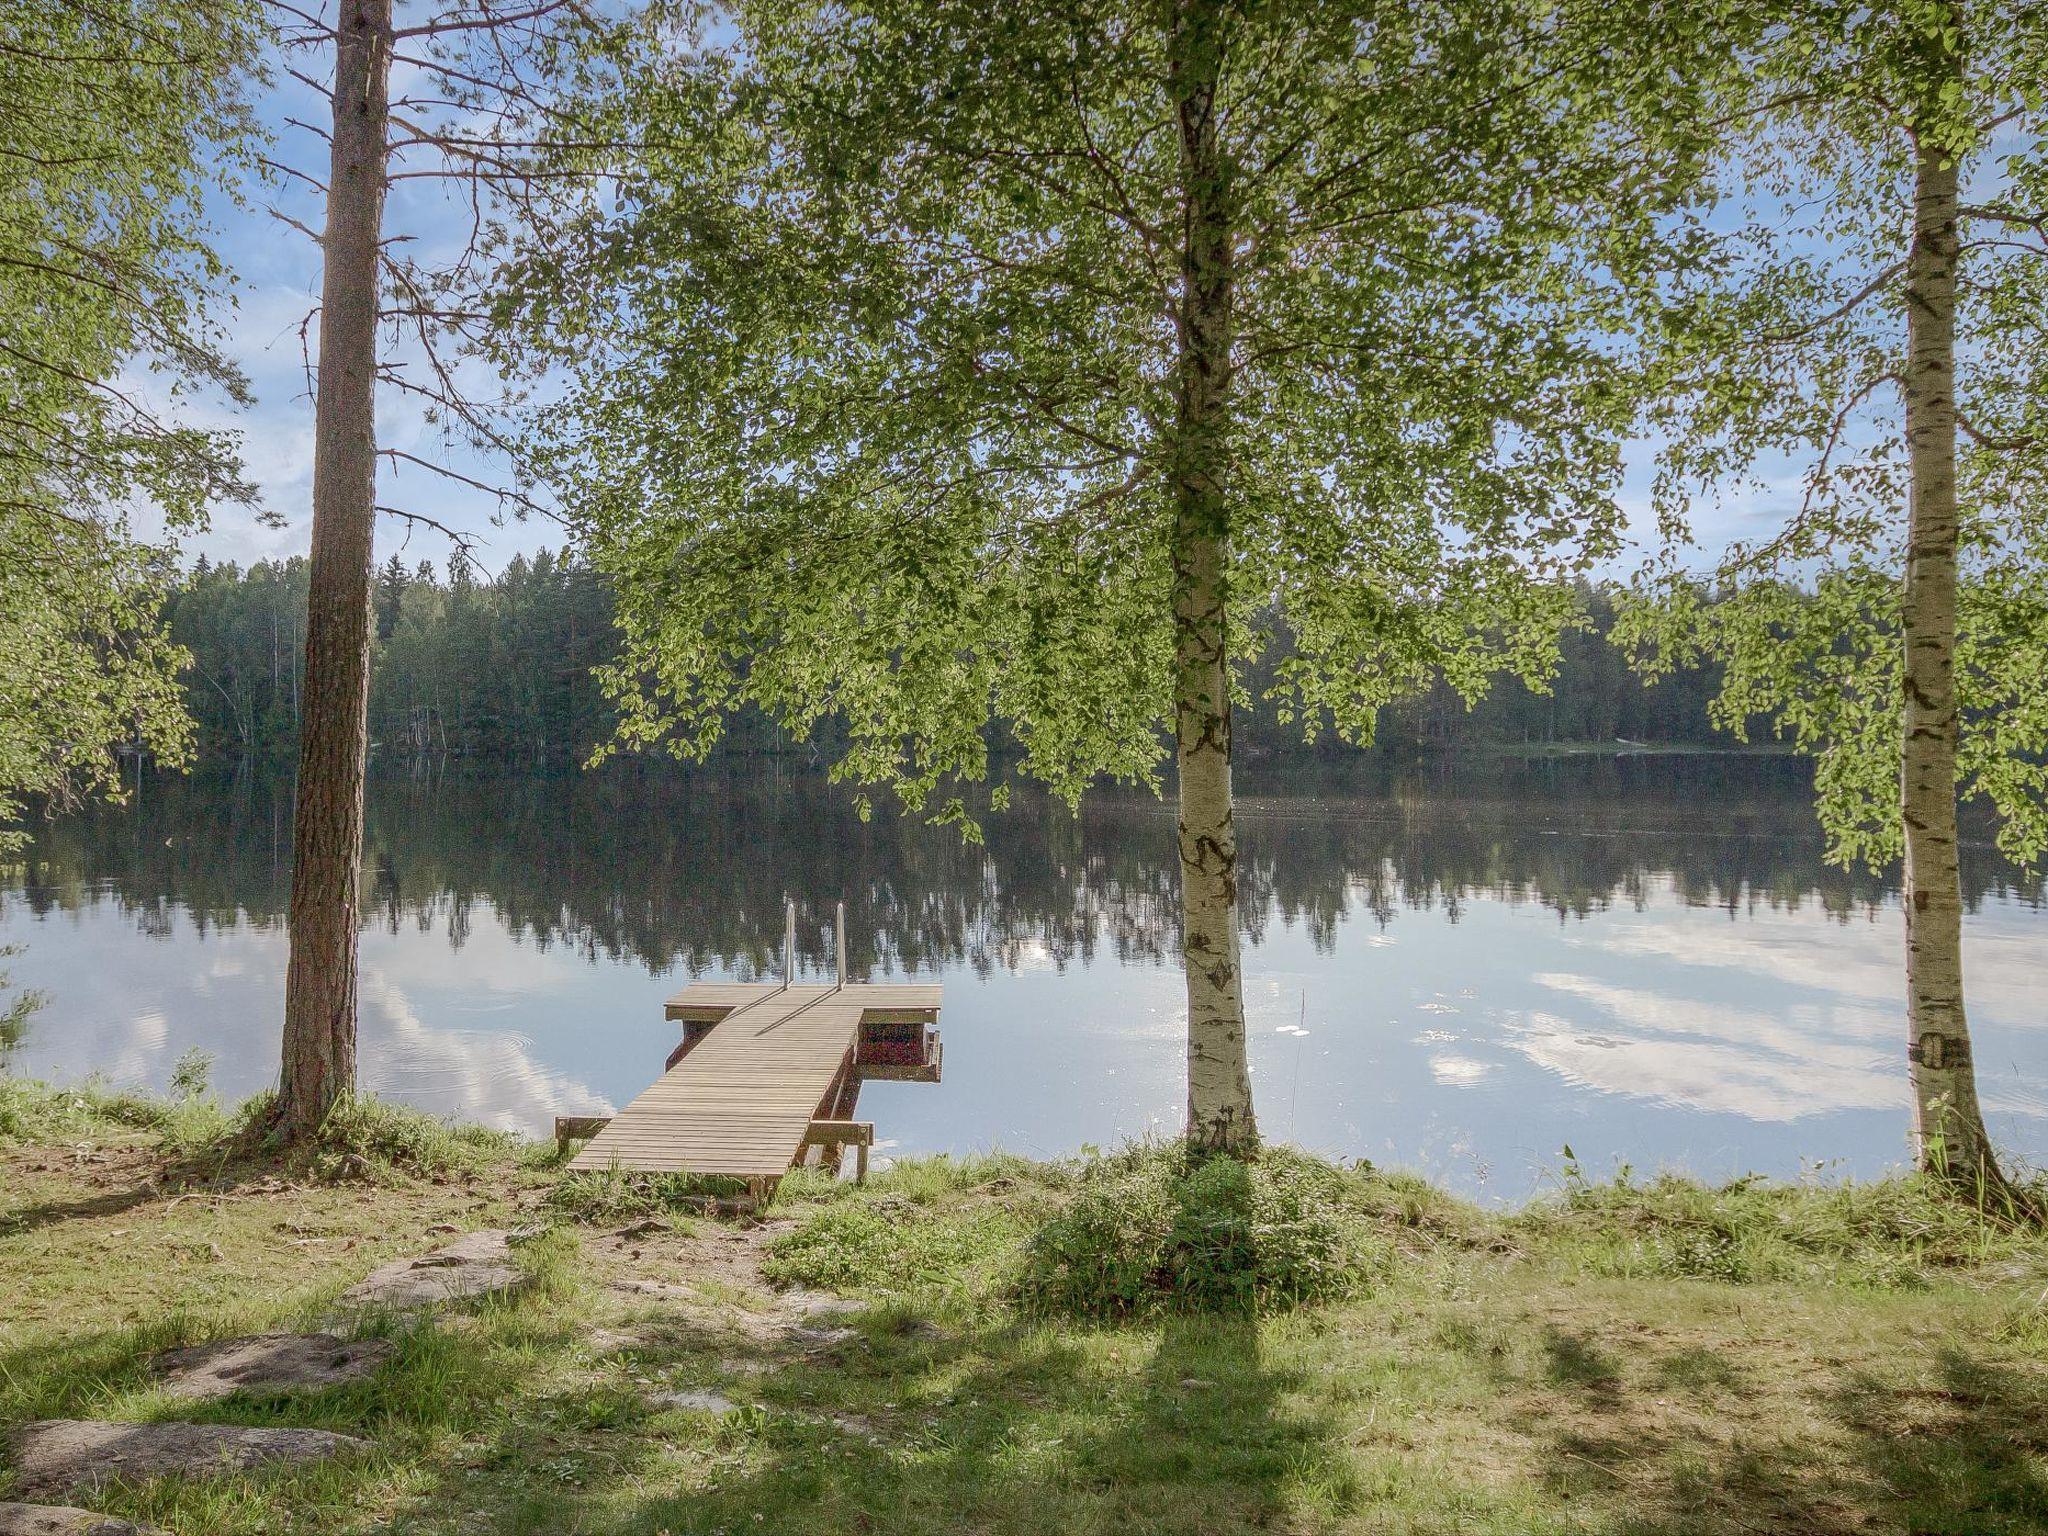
[5,1086,2048,1534]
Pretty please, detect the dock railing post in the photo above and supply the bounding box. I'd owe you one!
[784,898,796,989]
[836,900,846,989]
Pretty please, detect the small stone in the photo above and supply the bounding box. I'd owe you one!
[152,1333,392,1400]
[0,1503,163,1536]
[651,1389,737,1414]
[1177,1378,1216,1389]
[338,1231,521,1309]
[7,1421,366,1499]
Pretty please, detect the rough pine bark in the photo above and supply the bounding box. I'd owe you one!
[1169,0,1257,1152]
[1897,57,2016,1204]
[279,0,392,1138]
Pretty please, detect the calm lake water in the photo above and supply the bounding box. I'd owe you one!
[4,758,2045,1200]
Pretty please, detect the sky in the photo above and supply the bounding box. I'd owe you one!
[164,11,1831,578]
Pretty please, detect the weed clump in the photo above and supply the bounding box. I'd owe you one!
[762,1198,1020,1293]
[1016,1142,1385,1316]
[0,1058,228,1151]
[225,1091,515,1182]
[547,1168,744,1223]
[1514,1158,2048,1287]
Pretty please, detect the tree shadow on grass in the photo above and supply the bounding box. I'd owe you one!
[589,1305,1353,1536]
[1534,1334,2048,1535]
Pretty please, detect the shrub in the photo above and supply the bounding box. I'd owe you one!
[1515,1163,2048,1287]
[224,1091,515,1182]
[761,1198,1022,1294]
[1016,1142,1383,1317]
[0,1070,227,1150]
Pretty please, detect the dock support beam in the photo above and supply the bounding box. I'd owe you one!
[836,900,846,989]
[783,898,796,988]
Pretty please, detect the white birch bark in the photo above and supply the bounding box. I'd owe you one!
[1170,0,1257,1152]
[1899,64,2010,1198]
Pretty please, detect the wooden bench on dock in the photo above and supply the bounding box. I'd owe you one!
[562,978,942,1195]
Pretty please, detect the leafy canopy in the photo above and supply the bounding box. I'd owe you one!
[493,0,1734,817]
[1620,1,2048,867]
[0,0,258,845]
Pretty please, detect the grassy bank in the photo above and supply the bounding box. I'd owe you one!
[4,1077,2047,1535]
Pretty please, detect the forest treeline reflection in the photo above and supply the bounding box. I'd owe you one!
[13,757,2043,980]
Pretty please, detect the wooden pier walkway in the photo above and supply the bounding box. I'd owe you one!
[565,979,942,1185]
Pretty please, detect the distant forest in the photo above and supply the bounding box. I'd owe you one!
[166,551,1736,771]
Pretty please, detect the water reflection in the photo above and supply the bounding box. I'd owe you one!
[3,758,2044,1194]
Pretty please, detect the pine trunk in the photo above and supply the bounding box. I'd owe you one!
[1898,55,2015,1205]
[1170,0,1257,1153]
[279,0,392,1139]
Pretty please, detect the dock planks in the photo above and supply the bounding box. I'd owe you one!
[567,982,940,1178]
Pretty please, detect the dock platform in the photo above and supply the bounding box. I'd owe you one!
[565,979,942,1187]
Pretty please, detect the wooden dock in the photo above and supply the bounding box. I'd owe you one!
[565,979,942,1187]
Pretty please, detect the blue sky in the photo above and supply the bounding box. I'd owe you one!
[168,17,1834,577]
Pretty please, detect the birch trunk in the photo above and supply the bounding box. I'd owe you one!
[1899,81,2013,1202]
[279,0,392,1138]
[1170,0,1257,1152]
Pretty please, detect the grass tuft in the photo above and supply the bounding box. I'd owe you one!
[1016,1142,1388,1317]
[0,1069,230,1152]
[1512,1161,2048,1286]
[220,1091,518,1184]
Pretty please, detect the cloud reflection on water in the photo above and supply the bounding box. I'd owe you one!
[3,760,2043,1192]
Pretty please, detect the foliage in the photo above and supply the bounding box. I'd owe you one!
[231,1091,518,1184]
[548,1169,750,1223]
[0,0,259,847]
[486,0,1738,820]
[760,1200,1025,1295]
[161,557,1736,769]
[0,1068,226,1152]
[1621,1,2048,869]
[166,548,621,769]
[1017,1142,1384,1316]
[1517,1159,2048,1287]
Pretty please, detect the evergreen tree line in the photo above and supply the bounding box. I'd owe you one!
[165,551,1731,771]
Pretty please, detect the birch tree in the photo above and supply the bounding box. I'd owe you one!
[0,0,257,847]
[1622,0,2048,1208]
[490,0,1730,1150]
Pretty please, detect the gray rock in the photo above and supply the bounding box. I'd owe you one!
[337,1230,521,1309]
[152,1333,392,1400]
[0,1503,163,1536]
[7,1421,366,1499]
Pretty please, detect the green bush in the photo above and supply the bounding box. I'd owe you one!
[761,1198,1021,1294]
[223,1090,515,1182]
[1016,1142,1383,1316]
[0,1069,227,1150]
[1515,1164,2048,1287]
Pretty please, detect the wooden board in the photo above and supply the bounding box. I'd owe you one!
[569,982,941,1177]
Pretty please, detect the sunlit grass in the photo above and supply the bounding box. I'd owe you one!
[4,1087,2047,1534]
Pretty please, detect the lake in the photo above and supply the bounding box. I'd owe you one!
[3,757,2044,1200]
